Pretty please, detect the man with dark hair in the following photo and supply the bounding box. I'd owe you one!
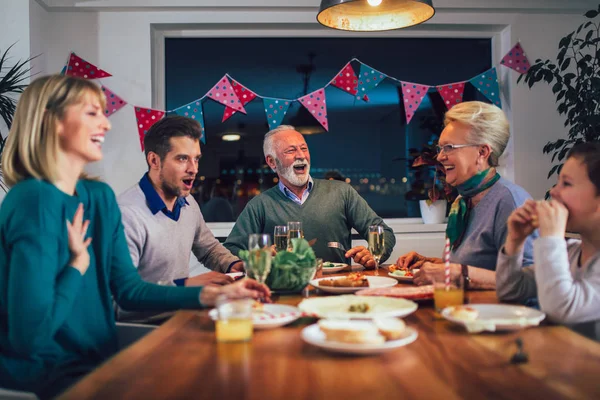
[117,116,243,322]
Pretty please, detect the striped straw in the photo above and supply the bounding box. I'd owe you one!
[444,237,451,289]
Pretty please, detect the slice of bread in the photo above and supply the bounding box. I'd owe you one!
[318,320,385,344]
[373,317,406,340]
[449,306,479,321]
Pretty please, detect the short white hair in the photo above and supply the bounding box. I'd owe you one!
[263,125,297,159]
[444,101,509,167]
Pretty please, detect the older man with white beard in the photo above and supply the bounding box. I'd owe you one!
[224,125,395,268]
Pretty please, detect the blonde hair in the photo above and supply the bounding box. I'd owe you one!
[443,101,509,167]
[1,74,105,187]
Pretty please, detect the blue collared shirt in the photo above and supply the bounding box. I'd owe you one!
[138,173,188,221]
[278,176,314,205]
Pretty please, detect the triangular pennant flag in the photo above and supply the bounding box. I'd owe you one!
[330,62,358,96]
[134,106,165,151]
[172,100,206,144]
[500,42,531,74]
[469,67,502,108]
[222,78,257,122]
[436,82,466,110]
[297,89,329,131]
[401,81,431,124]
[263,98,291,131]
[59,65,67,76]
[101,85,127,117]
[65,52,112,79]
[206,76,246,114]
[356,63,387,102]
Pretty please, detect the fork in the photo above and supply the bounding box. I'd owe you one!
[327,241,348,253]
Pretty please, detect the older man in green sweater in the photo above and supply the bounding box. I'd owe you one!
[224,125,395,267]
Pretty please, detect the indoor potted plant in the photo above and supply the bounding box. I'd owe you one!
[518,4,600,190]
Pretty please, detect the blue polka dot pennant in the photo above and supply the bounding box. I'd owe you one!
[172,100,207,144]
[469,67,502,108]
[263,98,291,131]
[356,62,387,102]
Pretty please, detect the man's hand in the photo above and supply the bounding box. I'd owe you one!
[345,246,376,268]
[395,251,442,270]
[185,271,234,287]
[413,262,461,286]
[505,199,538,256]
[229,260,245,273]
[200,278,272,307]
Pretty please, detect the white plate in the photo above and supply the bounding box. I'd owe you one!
[322,262,348,273]
[310,276,397,294]
[226,272,245,280]
[298,295,418,319]
[209,304,301,330]
[301,323,418,355]
[441,304,546,332]
[388,269,419,283]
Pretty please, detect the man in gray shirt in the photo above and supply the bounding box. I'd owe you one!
[117,116,243,321]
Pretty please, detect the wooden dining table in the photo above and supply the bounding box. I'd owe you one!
[59,266,600,400]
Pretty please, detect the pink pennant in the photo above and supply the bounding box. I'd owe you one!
[297,89,328,131]
[500,42,531,74]
[401,82,430,124]
[101,86,127,117]
[222,78,257,122]
[330,62,358,96]
[134,106,165,151]
[206,76,246,114]
[436,82,466,110]
[65,53,112,79]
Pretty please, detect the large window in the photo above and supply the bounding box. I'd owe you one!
[165,37,492,221]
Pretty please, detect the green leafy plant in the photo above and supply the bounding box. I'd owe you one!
[0,43,34,193]
[411,142,457,205]
[518,4,600,182]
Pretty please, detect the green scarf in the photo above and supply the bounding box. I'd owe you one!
[446,168,501,250]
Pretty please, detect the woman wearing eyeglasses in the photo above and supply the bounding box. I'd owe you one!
[396,101,537,289]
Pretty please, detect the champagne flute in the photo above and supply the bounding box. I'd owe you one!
[274,225,289,252]
[286,221,303,250]
[247,234,273,290]
[368,225,385,276]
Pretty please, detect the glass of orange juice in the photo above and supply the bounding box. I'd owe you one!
[433,274,464,313]
[215,295,254,343]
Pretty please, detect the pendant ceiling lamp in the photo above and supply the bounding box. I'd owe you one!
[317,0,435,32]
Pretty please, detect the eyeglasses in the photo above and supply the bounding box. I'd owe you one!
[436,143,479,154]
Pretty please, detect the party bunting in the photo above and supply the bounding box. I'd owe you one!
[500,42,531,74]
[172,100,206,144]
[469,67,501,108]
[134,107,165,151]
[222,78,257,122]
[206,76,246,113]
[263,98,291,130]
[101,86,127,117]
[297,89,328,131]
[401,82,431,124]
[330,62,358,96]
[436,81,466,110]
[66,52,112,79]
[356,63,387,102]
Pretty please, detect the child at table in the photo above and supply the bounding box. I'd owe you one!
[496,142,600,340]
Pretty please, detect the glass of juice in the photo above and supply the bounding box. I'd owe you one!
[215,295,254,343]
[274,225,289,252]
[433,273,464,313]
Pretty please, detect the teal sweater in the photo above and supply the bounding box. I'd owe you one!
[224,179,395,263]
[0,179,203,395]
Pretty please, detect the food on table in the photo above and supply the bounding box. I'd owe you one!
[318,320,385,344]
[448,306,479,321]
[348,303,370,313]
[252,300,264,312]
[373,317,407,340]
[356,285,434,300]
[319,272,369,287]
[323,262,337,268]
[388,265,414,277]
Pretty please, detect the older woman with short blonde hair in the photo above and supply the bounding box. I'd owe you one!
[396,101,537,290]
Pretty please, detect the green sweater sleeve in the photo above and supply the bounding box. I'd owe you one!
[106,190,203,311]
[223,199,264,256]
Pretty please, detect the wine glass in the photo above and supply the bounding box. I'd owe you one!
[286,221,303,250]
[368,225,385,276]
[273,225,288,252]
[247,234,272,286]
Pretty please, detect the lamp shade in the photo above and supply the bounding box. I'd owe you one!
[317,0,435,32]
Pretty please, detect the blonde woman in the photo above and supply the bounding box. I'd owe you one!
[0,75,270,398]
[396,101,537,289]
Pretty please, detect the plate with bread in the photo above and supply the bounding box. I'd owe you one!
[310,273,397,294]
[441,304,546,333]
[298,294,418,320]
[301,318,418,355]
[209,303,301,330]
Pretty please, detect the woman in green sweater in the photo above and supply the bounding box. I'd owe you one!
[0,75,270,398]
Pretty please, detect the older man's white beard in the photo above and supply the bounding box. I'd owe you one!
[277,159,310,187]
